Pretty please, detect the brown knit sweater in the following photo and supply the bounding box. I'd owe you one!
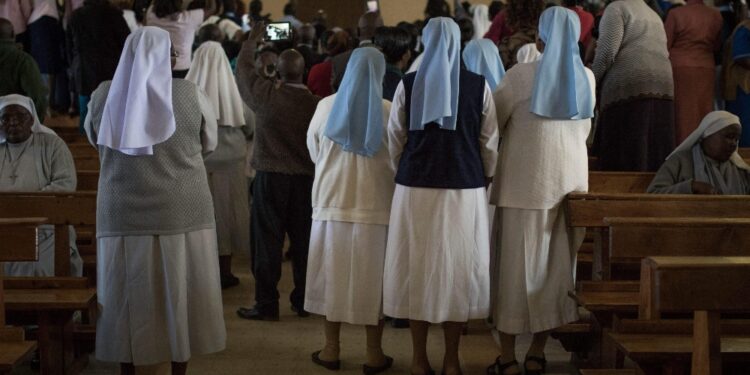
[237,44,320,175]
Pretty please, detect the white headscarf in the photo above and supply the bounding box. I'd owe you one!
[0,94,56,143]
[516,43,542,64]
[186,41,245,127]
[470,4,491,40]
[97,27,176,156]
[667,111,749,170]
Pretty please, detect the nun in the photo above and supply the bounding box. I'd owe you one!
[462,38,506,92]
[383,17,499,375]
[0,94,82,277]
[84,27,225,374]
[488,7,595,375]
[304,47,395,374]
[186,40,250,289]
[648,111,749,195]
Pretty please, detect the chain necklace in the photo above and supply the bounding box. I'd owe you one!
[1,136,33,184]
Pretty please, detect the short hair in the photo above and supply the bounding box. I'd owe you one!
[488,1,503,20]
[374,26,411,65]
[197,24,223,45]
[562,0,580,6]
[249,0,262,15]
[153,0,181,18]
[283,2,295,15]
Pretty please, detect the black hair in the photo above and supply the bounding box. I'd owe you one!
[424,0,450,20]
[562,0,580,6]
[283,2,295,16]
[152,0,181,18]
[456,17,474,44]
[197,23,223,44]
[488,1,503,20]
[396,21,419,52]
[249,0,262,15]
[374,26,412,65]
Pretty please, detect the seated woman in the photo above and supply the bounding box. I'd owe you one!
[648,111,749,195]
[0,94,83,276]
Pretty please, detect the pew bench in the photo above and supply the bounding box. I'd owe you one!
[73,157,99,171]
[607,257,750,374]
[76,170,98,191]
[0,219,44,374]
[588,172,654,194]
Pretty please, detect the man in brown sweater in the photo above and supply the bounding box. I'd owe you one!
[236,21,321,321]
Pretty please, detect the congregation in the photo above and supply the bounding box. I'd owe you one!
[1,0,750,374]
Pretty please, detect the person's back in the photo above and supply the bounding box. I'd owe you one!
[666,1,722,68]
[86,79,215,236]
[593,0,673,108]
[68,0,129,97]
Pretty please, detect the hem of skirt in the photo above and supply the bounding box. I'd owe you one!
[494,309,579,335]
[383,304,489,323]
[95,343,226,366]
[96,224,216,238]
[305,300,382,326]
[600,93,674,112]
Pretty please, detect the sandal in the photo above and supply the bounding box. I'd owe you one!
[362,355,393,375]
[486,355,520,375]
[312,350,341,371]
[523,355,547,375]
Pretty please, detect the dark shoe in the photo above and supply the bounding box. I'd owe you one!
[362,355,393,375]
[220,274,240,289]
[236,306,279,321]
[486,356,520,375]
[391,318,409,329]
[523,355,546,375]
[291,305,310,317]
[311,350,341,370]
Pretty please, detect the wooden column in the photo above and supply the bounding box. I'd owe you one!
[692,310,721,375]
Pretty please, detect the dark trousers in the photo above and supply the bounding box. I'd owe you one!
[250,171,313,313]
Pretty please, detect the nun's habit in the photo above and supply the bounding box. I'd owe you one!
[383,18,499,323]
[84,27,225,366]
[304,47,395,325]
[490,7,595,334]
[0,94,82,277]
[186,41,250,259]
[648,111,750,194]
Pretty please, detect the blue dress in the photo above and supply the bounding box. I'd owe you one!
[726,26,750,146]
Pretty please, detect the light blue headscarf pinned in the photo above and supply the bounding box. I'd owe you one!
[324,47,386,157]
[462,39,506,91]
[530,7,594,120]
[410,17,461,131]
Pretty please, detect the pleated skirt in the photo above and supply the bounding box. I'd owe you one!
[383,185,490,323]
[95,228,226,365]
[491,206,583,334]
[304,220,388,325]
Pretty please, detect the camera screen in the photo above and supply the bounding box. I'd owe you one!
[266,22,291,41]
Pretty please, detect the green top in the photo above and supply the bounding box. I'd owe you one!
[0,40,48,120]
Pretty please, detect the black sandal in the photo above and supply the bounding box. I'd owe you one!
[523,355,547,375]
[486,356,520,375]
[312,350,341,371]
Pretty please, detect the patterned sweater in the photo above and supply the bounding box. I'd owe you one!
[592,0,674,110]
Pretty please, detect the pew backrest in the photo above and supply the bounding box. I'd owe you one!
[589,172,655,194]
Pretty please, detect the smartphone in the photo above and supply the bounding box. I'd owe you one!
[265,22,292,42]
[366,0,379,12]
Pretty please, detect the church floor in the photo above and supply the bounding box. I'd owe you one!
[13,251,577,375]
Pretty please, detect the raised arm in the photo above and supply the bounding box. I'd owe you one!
[236,21,274,111]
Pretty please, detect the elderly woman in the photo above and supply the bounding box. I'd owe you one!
[0,94,82,277]
[489,7,595,375]
[186,40,249,289]
[592,0,674,171]
[304,47,395,374]
[648,111,749,195]
[84,27,224,374]
[384,17,499,375]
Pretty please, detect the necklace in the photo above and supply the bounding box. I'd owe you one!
[1,137,32,184]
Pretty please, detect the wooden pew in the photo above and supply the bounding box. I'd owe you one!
[73,157,99,171]
[608,257,750,374]
[0,218,44,374]
[66,144,97,159]
[0,192,97,277]
[738,148,750,159]
[76,170,98,191]
[588,172,654,194]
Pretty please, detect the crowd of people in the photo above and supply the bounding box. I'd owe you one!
[1,0,750,374]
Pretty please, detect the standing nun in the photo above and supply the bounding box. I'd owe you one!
[462,38,506,92]
[84,26,225,375]
[304,47,395,374]
[384,17,499,375]
[186,40,250,289]
[488,7,595,375]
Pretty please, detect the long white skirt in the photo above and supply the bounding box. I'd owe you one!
[207,164,250,257]
[383,185,490,323]
[491,205,583,334]
[95,228,226,365]
[304,220,387,326]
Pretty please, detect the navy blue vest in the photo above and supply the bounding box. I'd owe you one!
[395,70,487,189]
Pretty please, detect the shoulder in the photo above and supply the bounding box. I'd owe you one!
[35,132,68,150]
[664,148,694,168]
[319,94,336,109]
